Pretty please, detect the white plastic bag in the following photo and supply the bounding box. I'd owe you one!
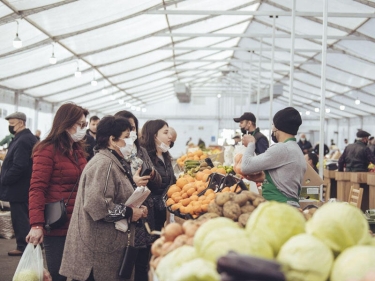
[13,243,43,281]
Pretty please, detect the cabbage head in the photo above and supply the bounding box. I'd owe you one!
[277,234,334,281]
[194,217,239,252]
[169,258,220,281]
[13,269,39,281]
[331,245,375,281]
[156,245,198,281]
[246,201,305,255]
[306,202,369,255]
[199,227,273,262]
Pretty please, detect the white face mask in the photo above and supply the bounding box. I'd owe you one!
[116,138,133,157]
[157,138,170,153]
[301,138,306,141]
[70,126,86,142]
[129,131,137,142]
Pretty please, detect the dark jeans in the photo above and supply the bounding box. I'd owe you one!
[44,236,67,281]
[134,246,151,281]
[9,201,29,251]
[154,207,166,231]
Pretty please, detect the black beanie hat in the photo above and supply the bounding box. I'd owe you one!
[273,107,302,135]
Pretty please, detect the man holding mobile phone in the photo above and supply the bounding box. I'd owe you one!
[233,112,269,154]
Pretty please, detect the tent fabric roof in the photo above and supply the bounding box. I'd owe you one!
[0,0,374,118]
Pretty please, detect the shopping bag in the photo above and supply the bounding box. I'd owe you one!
[13,243,44,281]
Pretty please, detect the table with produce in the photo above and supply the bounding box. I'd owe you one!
[148,149,375,281]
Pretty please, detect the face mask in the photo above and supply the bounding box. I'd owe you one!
[241,128,248,135]
[129,131,137,142]
[170,141,174,149]
[116,138,133,157]
[271,131,278,143]
[9,125,16,135]
[70,126,86,142]
[157,138,170,153]
[301,138,306,141]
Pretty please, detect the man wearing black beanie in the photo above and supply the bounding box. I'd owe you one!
[241,107,306,207]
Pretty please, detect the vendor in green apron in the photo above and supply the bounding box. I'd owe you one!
[241,107,306,208]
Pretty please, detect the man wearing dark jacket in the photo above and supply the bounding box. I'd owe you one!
[297,133,312,154]
[338,130,375,172]
[233,112,269,154]
[0,112,37,256]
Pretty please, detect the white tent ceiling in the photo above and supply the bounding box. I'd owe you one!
[0,0,374,118]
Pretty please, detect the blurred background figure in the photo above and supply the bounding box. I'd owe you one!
[169,127,177,149]
[304,152,319,173]
[297,133,312,154]
[34,130,41,142]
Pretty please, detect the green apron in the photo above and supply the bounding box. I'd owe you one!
[262,138,300,206]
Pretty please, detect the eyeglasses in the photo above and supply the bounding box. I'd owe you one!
[76,121,88,129]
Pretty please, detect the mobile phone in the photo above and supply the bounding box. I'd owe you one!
[140,168,152,177]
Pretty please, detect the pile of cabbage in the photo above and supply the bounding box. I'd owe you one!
[155,202,375,281]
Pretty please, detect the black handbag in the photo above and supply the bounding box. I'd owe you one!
[44,177,79,232]
[119,229,138,279]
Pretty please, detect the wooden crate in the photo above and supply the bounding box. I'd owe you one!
[324,169,336,179]
[367,173,375,186]
[335,171,351,181]
[335,172,352,202]
[350,172,368,184]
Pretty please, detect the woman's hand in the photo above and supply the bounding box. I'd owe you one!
[131,207,144,222]
[133,168,150,187]
[26,227,44,245]
[140,205,148,218]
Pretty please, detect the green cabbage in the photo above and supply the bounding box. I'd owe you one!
[169,258,220,281]
[246,201,306,255]
[13,269,39,281]
[199,227,273,262]
[277,234,334,281]
[331,245,375,281]
[156,245,198,281]
[194,217,239,252]
[306,202,370,255]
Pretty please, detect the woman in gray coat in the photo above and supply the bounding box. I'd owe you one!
[59,116,147,281]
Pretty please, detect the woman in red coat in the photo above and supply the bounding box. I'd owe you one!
[26,103,89,281]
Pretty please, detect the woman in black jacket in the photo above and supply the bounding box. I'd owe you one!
[140,119,176,232]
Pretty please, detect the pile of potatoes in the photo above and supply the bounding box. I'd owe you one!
[206,190,266,227]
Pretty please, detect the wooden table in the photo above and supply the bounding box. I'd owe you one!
[335,171,352,202]
[323,169,337,200]
[350,172,369,212]
[367,173,375,209]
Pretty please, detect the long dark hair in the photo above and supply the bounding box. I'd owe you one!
[140,119,171,163]
[33,103,89,157]
[96,116,131,150]
[114,110,140,149]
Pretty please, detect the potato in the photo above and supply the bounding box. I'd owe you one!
[233,193,249,206]
[238,213,251,227]
[207,202,223,216]
[240,203,255,214]
[252,197,265,207]
[240,190,258,202]
[223,201,241,221]
[197,212,220,221]
[215,192,235,206]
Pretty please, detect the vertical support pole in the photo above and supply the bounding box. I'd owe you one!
[256,40,262,122]
[319,0,328,179]
[241,62,244,113]
[289,0,296,106]
[14,91,20,112]
[249,52,253,110]
[269,16,276,143]
[34,99,40,134]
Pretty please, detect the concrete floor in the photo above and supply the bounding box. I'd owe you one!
[0,238,21,281]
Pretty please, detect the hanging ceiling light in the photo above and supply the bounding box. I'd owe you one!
[314,108,319,113]
[299,111,302,115]
[74,61,81,78]
[118,99,124,105]
[13,20,22,49]
[136,106,141,111]
[91,70,97,86]
[355,98,360,105]
[326,108,330,113]
[306,111,310,115]
[49,43,57,64]
[142,108,147,113]
[339,105,345,110]
[125,103,131,108]
[131,105,136,110]
[217,94,222,98]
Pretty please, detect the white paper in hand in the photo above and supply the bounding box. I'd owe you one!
[115,219,128,233]
[125,186,151,208]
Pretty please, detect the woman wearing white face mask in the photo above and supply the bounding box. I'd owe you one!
[140,120,176,232]
[60,116,148,281]
[115,111,162,281]
[27,103,89,281]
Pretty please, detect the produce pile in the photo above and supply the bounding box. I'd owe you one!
[152,201,375,281]
[176,148,222,168]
